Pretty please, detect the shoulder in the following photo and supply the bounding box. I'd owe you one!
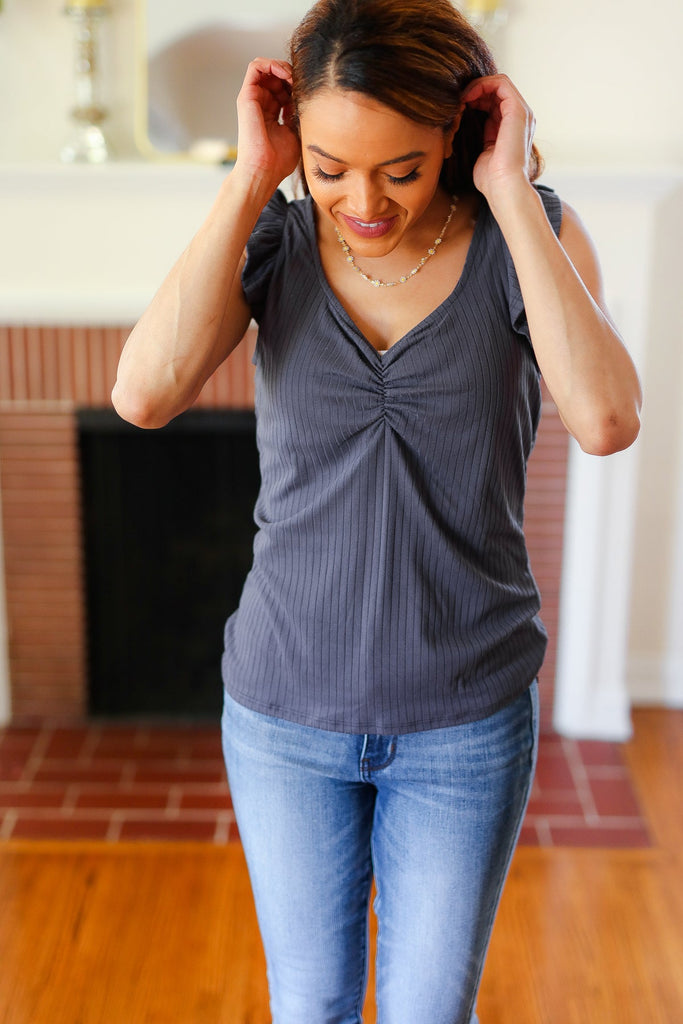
[263,188,310,224]
[534,184,563,235]
[557,198,595,251]
[243,190,314,322]
[251,189,301,237]
[246,190,311,269]
[477,183,563,241]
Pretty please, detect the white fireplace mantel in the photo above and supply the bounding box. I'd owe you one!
[0,161,231,327]
[1,161,682,735]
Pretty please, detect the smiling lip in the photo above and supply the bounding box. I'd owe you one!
[339,213,398,239]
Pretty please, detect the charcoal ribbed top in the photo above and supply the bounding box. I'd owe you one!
[221,186,562,734]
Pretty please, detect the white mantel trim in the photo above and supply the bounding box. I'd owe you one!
[0,161,228,327]
[552,442,639,739]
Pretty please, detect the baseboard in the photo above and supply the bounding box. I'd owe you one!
[627,653,683,707]
[553,675,634,739]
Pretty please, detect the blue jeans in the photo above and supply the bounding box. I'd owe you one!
[222,682,539,1024]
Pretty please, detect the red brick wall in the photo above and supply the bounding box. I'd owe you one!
[527,390,569,728]
[0,411,85,719]
[0,325,566,725]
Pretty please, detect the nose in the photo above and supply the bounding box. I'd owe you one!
[347,175,388,219]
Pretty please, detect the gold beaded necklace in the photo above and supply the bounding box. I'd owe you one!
[334,195,458,289]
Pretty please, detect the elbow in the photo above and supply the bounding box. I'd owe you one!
[111,379,172,431]
[576,407,641,457]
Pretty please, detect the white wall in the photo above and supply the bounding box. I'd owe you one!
[504,0,683,169]
[2,0,682,167]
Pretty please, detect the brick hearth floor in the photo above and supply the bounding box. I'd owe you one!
[0,722,651,847]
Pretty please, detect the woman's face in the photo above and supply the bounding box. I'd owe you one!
[298,88,456,257]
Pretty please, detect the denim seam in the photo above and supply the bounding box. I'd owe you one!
[359,737,398,781]
[353,860,373,1024]
[460,683,539,1024]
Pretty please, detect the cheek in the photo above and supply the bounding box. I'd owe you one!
[303,175,340,214]
[306,182,334,213]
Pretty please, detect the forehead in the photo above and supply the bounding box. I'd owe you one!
[298,89,444,163]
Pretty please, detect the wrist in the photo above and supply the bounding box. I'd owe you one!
[482,172,538,218]
[223,163,280,207]
[483,176,545,237]
[200,166,279,250]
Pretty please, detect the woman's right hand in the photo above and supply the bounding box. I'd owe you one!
[233,58,301,188]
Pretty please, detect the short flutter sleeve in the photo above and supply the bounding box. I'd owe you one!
[242,189,289,324]
[506,185,563,341]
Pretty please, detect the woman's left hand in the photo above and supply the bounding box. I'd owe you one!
[461,74,536,205]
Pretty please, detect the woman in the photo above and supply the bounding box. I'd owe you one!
[113,1,641,1020]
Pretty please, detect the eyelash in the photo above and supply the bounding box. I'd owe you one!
[311,166,421,186]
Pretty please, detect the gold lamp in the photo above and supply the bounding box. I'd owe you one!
[462,0,508,39]
[61,0,112,163]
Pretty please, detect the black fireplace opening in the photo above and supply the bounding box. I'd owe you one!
[78,409,261,720]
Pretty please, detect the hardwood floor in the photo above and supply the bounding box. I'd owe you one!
[0,708,681,1024]
[480,709,683,1024]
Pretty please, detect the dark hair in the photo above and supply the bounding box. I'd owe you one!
[290,0,543,192]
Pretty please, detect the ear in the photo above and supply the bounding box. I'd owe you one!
[443,106,465,159]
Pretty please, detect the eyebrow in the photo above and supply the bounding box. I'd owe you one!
[306,145,427,167]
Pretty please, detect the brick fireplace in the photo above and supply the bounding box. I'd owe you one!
[0,323,567,727]
[0,324,258,722]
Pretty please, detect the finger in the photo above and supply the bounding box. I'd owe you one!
[261,78,292,105]
[462,73,516,99]
[238,71,293,125]
[465,86,534,148]
[462,74,527,114]
[244,58,293,88]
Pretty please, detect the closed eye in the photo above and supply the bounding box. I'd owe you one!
[311,166,344,183]
[387,169,421,186]
[311,166,422,186]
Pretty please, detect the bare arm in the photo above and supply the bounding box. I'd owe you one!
[462,75,642,456]
[112,59,301,429]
